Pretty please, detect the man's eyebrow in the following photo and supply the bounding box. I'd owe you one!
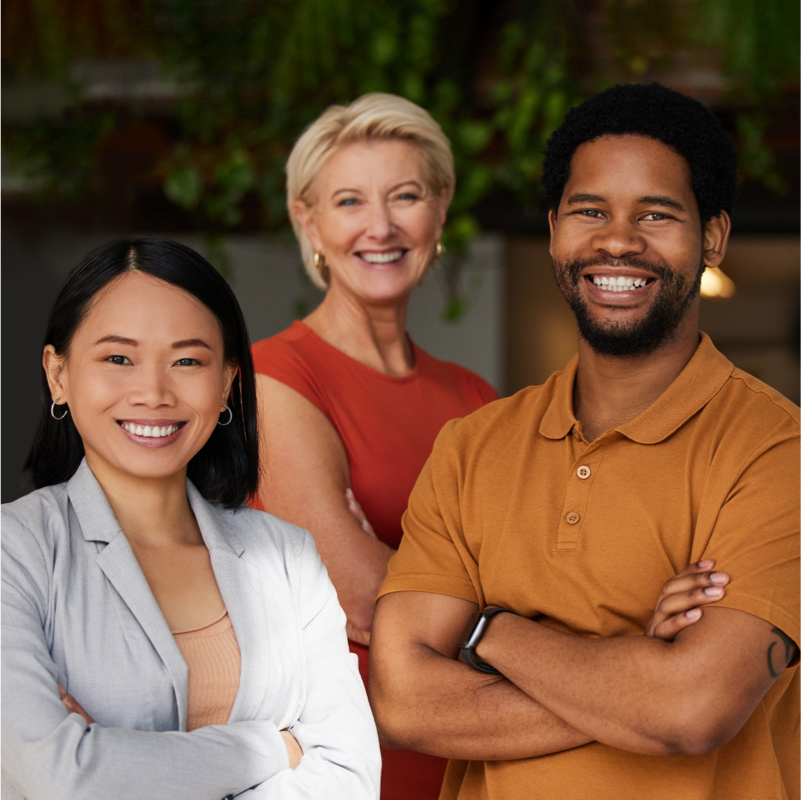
[565,193,606,205]
[172,338,212,350]
[637,195,686,212]
[94,335,138,347]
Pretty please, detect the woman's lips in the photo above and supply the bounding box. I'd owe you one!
[118,420,186,448]
[357,249,407,266]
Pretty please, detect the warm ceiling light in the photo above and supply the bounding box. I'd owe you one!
[700,266,736,299]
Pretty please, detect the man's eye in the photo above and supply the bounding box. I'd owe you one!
[107,355,131,365]
[581,209,602,218]
[644,212,669,221]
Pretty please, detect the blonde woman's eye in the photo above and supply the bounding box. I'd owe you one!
[337,197,357,207]
[397,192,418,201]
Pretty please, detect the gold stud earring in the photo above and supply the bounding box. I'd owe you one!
[313,252,327,272]
[434,241,443,260]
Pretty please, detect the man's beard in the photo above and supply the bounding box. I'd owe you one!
[552,255,704,357]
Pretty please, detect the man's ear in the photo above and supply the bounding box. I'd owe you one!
[292,200,322,253]
[548,209,558,258]
[43,345,68,404]
[702,211,731,270]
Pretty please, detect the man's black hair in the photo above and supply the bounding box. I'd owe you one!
[542,83,738,226]
[25,238,259,508]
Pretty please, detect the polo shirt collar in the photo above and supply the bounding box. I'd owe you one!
[539,333,734,444]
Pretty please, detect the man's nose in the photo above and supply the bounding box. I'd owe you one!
[591,218,646,259]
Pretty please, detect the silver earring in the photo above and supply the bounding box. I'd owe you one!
[51,402,69,421]
[218,404,233,426]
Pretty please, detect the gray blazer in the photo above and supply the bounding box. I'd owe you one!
[2,460,380,800]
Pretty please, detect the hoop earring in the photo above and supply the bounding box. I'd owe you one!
[51,402,69,421]
[313,252,327,273]
[218,404,233,426]
[434,241,443,260]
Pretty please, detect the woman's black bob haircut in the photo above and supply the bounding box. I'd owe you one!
[542,82,738,227]
[25,237,259,508]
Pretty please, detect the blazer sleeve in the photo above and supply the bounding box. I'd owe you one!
[235,531,381,799]
[1,510,291,800]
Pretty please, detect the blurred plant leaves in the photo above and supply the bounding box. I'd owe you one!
[3,0,798,320]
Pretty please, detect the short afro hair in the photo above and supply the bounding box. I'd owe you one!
[542,83,738,226]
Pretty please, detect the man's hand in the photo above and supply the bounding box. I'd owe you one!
[645,560,729,641]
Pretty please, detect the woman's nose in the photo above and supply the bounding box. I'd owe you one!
[365,202,393,240]
[127,366,175,407]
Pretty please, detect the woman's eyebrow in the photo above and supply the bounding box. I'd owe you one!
[94,335,138,346]
[172,338,212,350]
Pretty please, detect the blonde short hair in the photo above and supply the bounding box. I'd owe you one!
[286,93,455,289]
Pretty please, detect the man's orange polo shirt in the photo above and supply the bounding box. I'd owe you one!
[379,334,800,800]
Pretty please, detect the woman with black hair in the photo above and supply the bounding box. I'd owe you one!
[1,238,380,800]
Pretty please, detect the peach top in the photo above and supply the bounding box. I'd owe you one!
[173,610,241,731]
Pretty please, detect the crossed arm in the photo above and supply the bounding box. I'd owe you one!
[370,578,797,761]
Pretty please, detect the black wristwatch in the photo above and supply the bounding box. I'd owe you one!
[458,606,516,674]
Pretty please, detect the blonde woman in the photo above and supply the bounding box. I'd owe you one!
[250,94,497,799]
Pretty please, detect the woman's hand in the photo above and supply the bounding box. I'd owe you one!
[345,489,376,538]
[280,730,303,769]
[645,560,729,641]
[58,685,94,724]
[343,489,377,645]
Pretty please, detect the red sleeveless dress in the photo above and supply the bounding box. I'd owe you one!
[251,321,497,799]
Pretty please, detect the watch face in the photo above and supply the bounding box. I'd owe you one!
[467,614,490,648]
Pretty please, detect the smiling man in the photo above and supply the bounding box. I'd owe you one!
[370,84,800,800]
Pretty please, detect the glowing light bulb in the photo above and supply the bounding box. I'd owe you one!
[701,267,736,299]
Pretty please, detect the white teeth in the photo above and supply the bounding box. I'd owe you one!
[121,422,180,438]
[361,250,403,264]
[592,276,648,292]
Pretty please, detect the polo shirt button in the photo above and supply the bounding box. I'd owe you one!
[572,428,581,440]
[566,511,580,524]
[576,465,591,480]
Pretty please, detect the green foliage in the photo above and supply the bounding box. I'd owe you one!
[3,0,798,321]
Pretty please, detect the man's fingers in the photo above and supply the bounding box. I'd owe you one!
[652,608,703,642]
[657,585,727,617]
[659,570,729,599]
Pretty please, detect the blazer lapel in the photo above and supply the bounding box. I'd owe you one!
[67,461,189,730]
[188,485,271,724]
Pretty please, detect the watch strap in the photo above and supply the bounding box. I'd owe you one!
[459,606,516,675]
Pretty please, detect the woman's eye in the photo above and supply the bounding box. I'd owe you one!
[337,197,357,207]
[106,355,131,365]
[396,192,418,201]
[174,358,199,366]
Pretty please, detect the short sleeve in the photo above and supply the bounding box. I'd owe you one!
[377,420,479,605]
[699,435,800,647]
[251,333,331,421]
